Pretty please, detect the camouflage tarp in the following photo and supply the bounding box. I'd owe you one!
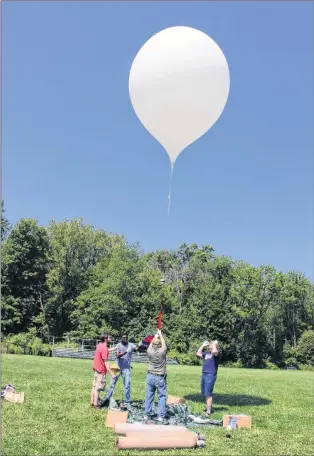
[102,399,223,428]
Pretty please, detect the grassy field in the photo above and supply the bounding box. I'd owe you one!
[1,354,314,455]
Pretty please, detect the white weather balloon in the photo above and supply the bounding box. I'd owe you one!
[129,26,230,212]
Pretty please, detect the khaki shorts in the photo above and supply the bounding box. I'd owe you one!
[92,371,106,392]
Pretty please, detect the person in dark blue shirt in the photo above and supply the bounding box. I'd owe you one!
[196,340,219,415]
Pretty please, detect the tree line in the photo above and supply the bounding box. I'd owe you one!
[1,201,314,368]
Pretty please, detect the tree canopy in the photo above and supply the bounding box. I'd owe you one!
[1,202,313,367]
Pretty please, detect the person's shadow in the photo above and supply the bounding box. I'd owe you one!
[185,393,271,407]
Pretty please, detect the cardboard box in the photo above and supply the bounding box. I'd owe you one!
[105,410,129,428]
[223,415,252,429]
[167,395,185,405]
[3,391,24,404]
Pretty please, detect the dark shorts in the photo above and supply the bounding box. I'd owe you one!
[201,373,216,397]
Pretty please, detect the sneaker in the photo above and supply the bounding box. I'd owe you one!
[121,402,131,410]
[196,440,206,448]
[157,417,168,424]
[100,398,110,408]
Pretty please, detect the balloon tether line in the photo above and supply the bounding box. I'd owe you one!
[168,162,174,216]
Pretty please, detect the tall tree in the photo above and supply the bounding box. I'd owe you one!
[281,271,311,348]
[229,262,272,367]
[71,243,175,339]
[45,218,122,335]
[1,219,50,335]
[1,200,10,242]
[150,244,214,314]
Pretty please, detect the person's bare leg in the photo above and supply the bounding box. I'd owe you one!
[206,396,213,414]
[93,374,104,407]
[93,390,99,406]
[91,375,96,406]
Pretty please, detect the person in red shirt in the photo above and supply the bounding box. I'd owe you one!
[91,334,116,408]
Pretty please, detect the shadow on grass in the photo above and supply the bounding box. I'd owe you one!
[208,406,229,412]
[185,393,271,407]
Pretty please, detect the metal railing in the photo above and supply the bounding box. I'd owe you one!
[51,347,178,364]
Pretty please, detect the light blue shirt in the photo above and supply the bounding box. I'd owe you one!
[116,342,136,370]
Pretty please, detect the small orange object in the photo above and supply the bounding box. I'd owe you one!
[105,410,129,428]
[166,395,185,405]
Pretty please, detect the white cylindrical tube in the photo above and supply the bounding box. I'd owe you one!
[114,423,189,435]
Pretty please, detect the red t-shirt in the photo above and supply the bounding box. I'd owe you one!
[93,342,109,374]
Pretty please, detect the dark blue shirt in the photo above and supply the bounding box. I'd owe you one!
[202,351,219,375]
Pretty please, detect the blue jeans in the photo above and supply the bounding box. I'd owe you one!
[144,373,167,418]
[201,373,216,398]
[106,368,131,403]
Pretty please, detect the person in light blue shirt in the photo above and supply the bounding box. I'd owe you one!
[104,334,137,406]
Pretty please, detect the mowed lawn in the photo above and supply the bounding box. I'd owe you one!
[2,355,314,455]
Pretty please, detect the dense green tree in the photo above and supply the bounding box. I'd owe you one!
[45,218,122,336]
[1,219,50,335]
[296,330,314,365]
[71,244,175,340]
[282,271,311,348]
[1,200,10,241]
[229,263,272,367]
[2,214,313,368]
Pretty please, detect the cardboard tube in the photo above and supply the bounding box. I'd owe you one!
[125,431,195,439]
[115,423,189,435]
[116,434,197,450]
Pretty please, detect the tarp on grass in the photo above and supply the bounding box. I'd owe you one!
[102,399,223,429]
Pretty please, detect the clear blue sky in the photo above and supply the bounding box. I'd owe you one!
[2,1,313,279]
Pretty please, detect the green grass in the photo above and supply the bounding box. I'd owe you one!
[2,354,314,455]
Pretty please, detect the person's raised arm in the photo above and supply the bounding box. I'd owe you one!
[157,330,166,352]
[147,341,153,354]
[196,342,207,358]
[211,340,219,356]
